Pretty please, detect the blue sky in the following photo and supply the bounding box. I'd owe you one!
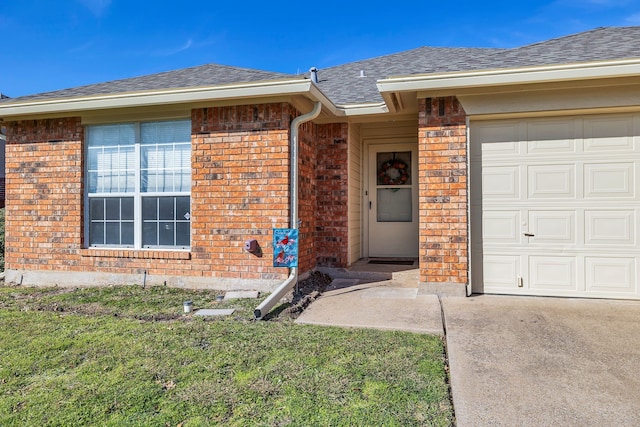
[1,0,640,97]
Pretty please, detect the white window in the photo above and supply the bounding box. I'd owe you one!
[86,120,191,249]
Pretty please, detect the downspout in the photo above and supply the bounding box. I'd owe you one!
[254,100,322,319]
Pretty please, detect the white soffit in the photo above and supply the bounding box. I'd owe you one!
[376,59,640,93]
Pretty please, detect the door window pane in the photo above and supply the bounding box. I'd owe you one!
[376,151,411,186]
[377,188,412,222]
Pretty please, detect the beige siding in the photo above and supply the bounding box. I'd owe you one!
[348,123,362,264]
[361,120,418,141]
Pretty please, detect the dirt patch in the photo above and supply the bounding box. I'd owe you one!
[267,271,333,320]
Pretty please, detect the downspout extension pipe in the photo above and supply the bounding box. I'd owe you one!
[254,101,322,320]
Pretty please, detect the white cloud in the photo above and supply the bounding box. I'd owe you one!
[626,12,640,23]
[77,0,112,18]
[153,39,194,57]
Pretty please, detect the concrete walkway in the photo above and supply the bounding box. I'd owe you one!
[296,271,640,426]
[296,268,443,335]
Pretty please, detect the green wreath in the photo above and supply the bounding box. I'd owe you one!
[378,158,409,185]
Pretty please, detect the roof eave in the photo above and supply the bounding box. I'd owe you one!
[337,102,389,116]
[376,58,640,93]
[0,78,342,119]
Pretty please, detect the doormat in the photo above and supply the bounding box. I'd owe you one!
[368,259,415,266]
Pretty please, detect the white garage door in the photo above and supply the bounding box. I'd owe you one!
[471,113,640,299]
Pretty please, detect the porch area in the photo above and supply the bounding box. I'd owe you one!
[301,258,443,334]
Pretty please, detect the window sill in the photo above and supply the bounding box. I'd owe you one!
[80,249,191,260]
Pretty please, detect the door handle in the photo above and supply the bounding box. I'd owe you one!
[369,201,372,210]
[524,233,535,237]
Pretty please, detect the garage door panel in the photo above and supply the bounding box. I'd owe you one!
[481,140,520,157]
[584,162,635,198]
[526,119,576,155]
[484,255,521,289]
[475,122,521,163]
[476,121,520,143]
[483,166,520,199]
[528,164,575,199]
[529,256,577,291]
[529,210,575,244]
[586,257,636,294]
[483,211,521,244]
[585,210,635,245]
[584,116,634,152]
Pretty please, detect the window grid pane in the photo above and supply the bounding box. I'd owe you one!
[87,120,190,249]
[142,196,190,248]
[88,197,135,246]
[141,142,191,192]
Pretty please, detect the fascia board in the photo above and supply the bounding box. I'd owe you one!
[307,84,343,116]
[376,59,640,93]
[339,102,389,116]
[0,79,324,118]
[296,84,387,116]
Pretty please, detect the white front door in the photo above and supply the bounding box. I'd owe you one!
[368,143,419,257]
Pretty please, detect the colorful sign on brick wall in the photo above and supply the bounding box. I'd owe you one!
[273,228,298,268]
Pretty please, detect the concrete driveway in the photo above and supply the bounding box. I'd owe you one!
[443,295,640,426]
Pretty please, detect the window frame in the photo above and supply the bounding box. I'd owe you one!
[84,119,191,250]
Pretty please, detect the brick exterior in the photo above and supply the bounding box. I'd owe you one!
[297,120,318,273]
[5,118,84,272]
[190,103,294,282]
[418,97,469,286]
[315,123,349,268]
[3,103,353,288]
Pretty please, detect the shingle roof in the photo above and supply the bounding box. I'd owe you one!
[3,26,640,108]
[316,26,640,105]
[1,64,295,103]
[314,46,505,105]
[487,26,640,69]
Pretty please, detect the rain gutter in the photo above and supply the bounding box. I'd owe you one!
[0,78,337,118]
[376,58,640,93]
[254,101,322,320]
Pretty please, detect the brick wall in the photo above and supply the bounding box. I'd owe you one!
[4,103,320,288]
[297,120,318,273]
[5,118,84,271]
[191,103,294,282]
[418,97,468,287]
[315,123,349,268]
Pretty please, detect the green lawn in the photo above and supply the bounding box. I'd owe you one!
[0,285,453,426]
